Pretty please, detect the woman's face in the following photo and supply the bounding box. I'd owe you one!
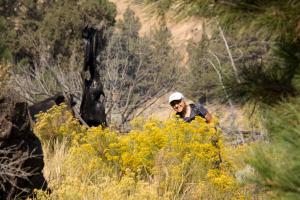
[170,99,186,113]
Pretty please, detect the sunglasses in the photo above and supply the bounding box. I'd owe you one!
[170,99,182,107]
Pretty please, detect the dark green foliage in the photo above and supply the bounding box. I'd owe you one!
[1,0,117,105]
[139,0,300,105]
[1,0,116,66]
[135,0,300,42]
[226,42,300,105]
[39,0,116,58]
[247,97,300,199]
[0,17,14,61]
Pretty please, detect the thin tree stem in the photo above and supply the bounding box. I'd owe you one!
[218,25,241,83]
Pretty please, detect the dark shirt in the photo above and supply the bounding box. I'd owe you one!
[177,103,208,122]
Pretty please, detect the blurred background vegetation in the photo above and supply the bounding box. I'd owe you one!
[1,0,300,199]
[132,0,300,199]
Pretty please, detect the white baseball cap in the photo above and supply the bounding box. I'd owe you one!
[169,92,185,103]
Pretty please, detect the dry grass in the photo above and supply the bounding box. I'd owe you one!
[42,139,69,187]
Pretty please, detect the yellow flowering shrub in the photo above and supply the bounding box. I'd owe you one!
[34,104,258,199]
[74,116,221,177]
[34,103,86,144]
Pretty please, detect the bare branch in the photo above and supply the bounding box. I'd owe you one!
[218,25,241,83]
[0,145,38,192]
[100,27,179,130]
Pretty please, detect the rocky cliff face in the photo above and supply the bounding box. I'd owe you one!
[0,96,48,199]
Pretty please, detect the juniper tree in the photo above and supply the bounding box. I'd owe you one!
[0,0,116,67]
[2,0,117,104]
[100,8,179,130]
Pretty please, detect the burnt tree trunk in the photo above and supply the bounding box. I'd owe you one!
[80,26,107,127]
[0,96,48,200]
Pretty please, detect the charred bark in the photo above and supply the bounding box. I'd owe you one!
[0,96,48,200]
[80,26,107,127]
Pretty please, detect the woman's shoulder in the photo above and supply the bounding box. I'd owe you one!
[191,103,208,117]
